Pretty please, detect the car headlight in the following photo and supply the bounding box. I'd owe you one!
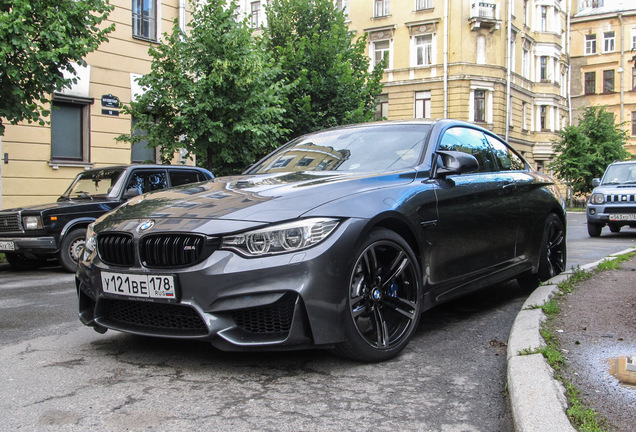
[222,218,340,257]
[83,223,97,261]
[589,193,605,205]
[22,216,43,230]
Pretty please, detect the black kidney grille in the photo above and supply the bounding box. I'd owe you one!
[232,293,296,334]
[140,234,207,267]
[98,299,207,336]
[98,233,134,267]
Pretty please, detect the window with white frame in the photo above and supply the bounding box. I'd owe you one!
[539,105,548,130]
[540,6,548,32]
[522,102,528,131]
[585,34,596,54]
[522,42,530,79]
[540,56,548,81]
[603,31,615,52]
[414,91,431,118]
[375,0,390,17]
[415,34,433,66]
[132,0,157,41]
[474,90,486,123]
[336,0,350,18]
[416,0,433,10]
[632,28,636,50]
[250,1,261,28]
[373,40,390,68]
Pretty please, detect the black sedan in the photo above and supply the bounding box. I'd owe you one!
[76,120,566,362]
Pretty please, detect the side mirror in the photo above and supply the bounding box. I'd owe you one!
[124,187,141,199]
[592,178,601,188]
[434,150,479,178]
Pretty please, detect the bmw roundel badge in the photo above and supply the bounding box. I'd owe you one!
[137,220,155,232]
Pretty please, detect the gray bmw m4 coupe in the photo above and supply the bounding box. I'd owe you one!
[76,119,566,361]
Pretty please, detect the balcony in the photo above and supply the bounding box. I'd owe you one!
[469,2,501,32]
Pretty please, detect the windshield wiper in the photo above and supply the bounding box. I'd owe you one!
[73,191,94,200]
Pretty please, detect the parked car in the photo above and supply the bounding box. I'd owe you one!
[0,165,213,272]
[76,120,566,362]
[587,160,636,237]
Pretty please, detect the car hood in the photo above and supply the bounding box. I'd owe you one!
[96,171,416,234]
[0,198,118,214]
[592,184,636,196]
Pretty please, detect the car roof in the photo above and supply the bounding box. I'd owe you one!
[80,165,210,174]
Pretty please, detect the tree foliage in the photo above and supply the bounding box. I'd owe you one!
[0,0,114,135]
[120,0,286,175]
[550,106,630,195]
[262,0,384,140]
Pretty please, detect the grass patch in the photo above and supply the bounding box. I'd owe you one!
[0,253,6,264]
[528,255,636,432]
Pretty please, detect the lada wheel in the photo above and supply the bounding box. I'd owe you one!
[58,228,87,273]
[336,228,422,362]
[5,253,46,271]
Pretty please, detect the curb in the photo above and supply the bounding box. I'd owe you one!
[507,247,636,432]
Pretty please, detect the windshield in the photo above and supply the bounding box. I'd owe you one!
[602,163,636,185]
[249,124,431,174]
[61,169,126,199]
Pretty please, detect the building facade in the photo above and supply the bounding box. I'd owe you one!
[0,0,193,209]
[570,0,636,155]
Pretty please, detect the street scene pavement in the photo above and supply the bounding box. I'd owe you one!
[0,211,633,431]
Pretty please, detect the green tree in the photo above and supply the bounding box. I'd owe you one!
[120,0,286,176]
[0,0,114,135]
[550,106,630,195]
[263,0,384,141]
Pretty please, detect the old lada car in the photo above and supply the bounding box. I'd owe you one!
[587,160,636,237]
[0,165,213,272]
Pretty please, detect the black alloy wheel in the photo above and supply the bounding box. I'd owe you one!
[336,228,421,362]
[538,213,567,281]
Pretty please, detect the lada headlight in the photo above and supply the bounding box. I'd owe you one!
[222,218,340,257]
[589,193,605,205]
[22,216,42,230]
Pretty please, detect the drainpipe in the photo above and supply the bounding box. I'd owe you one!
[567,0,572,124]
[618,13,624,124]
[179,0,186,37]
[505,0,512,141]
[443,0,449,118]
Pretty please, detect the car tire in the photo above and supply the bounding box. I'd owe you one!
[587,222,602,238]
[335,228,422,362]
[537,213,567,281]
[57,228,87,273]
[608,224,621,233]
[5,252,46,271]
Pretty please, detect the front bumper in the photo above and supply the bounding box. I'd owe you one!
[587,205,636,226]
[0,236,57,254]
[76,218,366,351]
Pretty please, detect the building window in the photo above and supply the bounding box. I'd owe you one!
[474,90,486,123]
[540,6,548,32]
[632,29,636,50]
[584,72,596,94]
[523,0,529,27]
[540,56,548,81]
[416,0,433,10]
[373,40,390,68]
[539,106,547,131]
[250,1,261,28]
[632,67,636,90]
[414,91,431,118]
[375,94,388,120]
[131,117,156,163]
[522,102,528,130]
[603,69,614,93]
[632,112,636,136]
[51,98,91,162]
[132,0,157,41]
[415,34,432,66]
[585,34,596,54]
[374,0,390,17]
[336,0,350,17]
[603,31,615,53]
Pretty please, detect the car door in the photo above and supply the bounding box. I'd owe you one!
[425,126,521,295]
[126,169,168,194]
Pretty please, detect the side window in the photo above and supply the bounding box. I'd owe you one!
[126,170,167,194]
[438,127,497,173]
[169,170,205,187]
[484,134,527,171]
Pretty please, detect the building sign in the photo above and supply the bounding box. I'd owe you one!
[101,94,120,116]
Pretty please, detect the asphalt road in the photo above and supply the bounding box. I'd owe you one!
[0,211,633,431]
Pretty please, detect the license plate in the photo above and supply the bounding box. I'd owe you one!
[0,241,15,251]
[101,271,176,299]
[609,214,636,221]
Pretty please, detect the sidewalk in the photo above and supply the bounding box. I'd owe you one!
[507,248,636,432]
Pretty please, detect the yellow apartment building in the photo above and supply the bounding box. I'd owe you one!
[0,0,193,209]
[570,0,636,155]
